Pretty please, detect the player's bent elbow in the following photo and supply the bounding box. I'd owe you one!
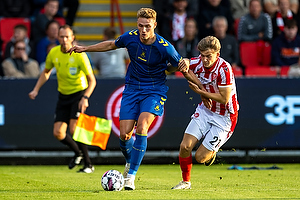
[53,132,64,140]
[219,95,230,105]
[53,129,65,140]
[221,99,230,105]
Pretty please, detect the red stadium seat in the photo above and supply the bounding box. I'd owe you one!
[240,42,259,67]
[262,42,272,66]
[1,41,8,56]
[174,71,184,77]
[240,41,273,77]
[240,41,272,67]
[0,18,31,42]
[54,17,66,26]
[0,18,31,57]
[257,41,272,66]
[245,66,277,77]
[232,66,243,77]
[280,66,290,77]
[234,18,240,38]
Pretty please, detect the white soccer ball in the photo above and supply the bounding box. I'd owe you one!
[101,170,124,191]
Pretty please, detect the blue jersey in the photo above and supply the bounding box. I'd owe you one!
[115,29,182,88]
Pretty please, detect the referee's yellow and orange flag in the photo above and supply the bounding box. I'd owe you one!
[73,113,112,150]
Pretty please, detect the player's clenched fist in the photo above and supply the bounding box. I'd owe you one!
[28,90,38,100]
[178,58,190,73]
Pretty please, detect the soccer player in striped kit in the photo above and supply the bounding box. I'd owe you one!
[172,36,239,189]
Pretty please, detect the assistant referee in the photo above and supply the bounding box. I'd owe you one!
[29,25,96,173]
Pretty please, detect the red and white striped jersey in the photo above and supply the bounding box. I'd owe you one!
[189,55,239,116]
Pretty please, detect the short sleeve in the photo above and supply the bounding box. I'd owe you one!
[218,64,233,86]
[45,49,54,70]
[165,41,182,67]
[79,52,93,75]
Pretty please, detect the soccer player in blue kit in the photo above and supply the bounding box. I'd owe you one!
[68,8,206,190]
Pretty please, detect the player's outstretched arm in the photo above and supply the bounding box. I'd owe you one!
[67,40,118,55]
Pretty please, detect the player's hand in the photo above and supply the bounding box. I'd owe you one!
[188,81,212,109]
[78,98,89,113]
[28,90,38,100]
[188,81,201,93]
[201,96,212,109]
[67,45,86,55]
[178,58,190,73]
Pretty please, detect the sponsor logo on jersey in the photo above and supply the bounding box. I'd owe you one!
[138,51,147,62]
[69,67,77,75]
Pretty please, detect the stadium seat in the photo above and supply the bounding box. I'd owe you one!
[232,66,243,77]
[54,17,66,26]
[257,41,272,66]
[174,71,184,77]
[1,41,8,57]
[245,66,277,77]
[0,18,31,57]
[240,41,272,67]
[233,18,240,38]
[263,42,272,66]
[0,18,31,42]
[240,41,273,77]
[240,42,259,67]
[280,66,290,77]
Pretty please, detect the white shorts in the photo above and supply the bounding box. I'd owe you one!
[185,104,237,152]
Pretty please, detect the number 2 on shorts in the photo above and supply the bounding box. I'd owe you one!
[209,136,221,148]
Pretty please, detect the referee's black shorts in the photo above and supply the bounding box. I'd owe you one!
[54,90,85,124]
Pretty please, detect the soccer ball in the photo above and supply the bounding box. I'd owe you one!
[101,170,124,191]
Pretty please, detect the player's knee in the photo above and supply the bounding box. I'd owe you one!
[53,130,64,140]
[195,155,206,164]
[120,132,130,140]
[195,152,208,164]
[135,126,149,134]
[179,142,192,155]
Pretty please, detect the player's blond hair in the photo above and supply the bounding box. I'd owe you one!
[197,36,221,53]
[137,8,157,20]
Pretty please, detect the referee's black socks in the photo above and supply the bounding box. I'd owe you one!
[76,142,92,166]
[60,134,81,156]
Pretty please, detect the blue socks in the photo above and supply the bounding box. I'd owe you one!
[119,137,134,163]
[129,133,147,176]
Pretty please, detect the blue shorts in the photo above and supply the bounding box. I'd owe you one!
[119,85,168,121]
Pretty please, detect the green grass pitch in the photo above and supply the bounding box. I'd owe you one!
[0,164,299,199]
